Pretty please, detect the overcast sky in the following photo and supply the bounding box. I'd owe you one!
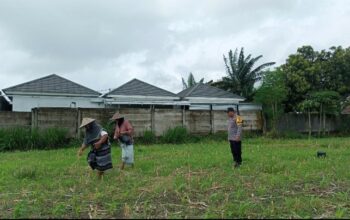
[0,0,349,94]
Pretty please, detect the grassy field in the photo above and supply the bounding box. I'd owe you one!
[0,137,350,218]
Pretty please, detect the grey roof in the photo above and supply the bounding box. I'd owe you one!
[105,78,177,97]
[177,83,245,99]
[3,74,100,96]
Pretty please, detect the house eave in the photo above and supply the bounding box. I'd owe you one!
[0,90,13,105]
[105,95,179,100]
[185,96,245,104]
[105,100,190,106]
[3,91,99,97]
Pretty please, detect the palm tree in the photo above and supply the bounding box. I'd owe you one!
[182,72,204,89]
[213,48,275,100]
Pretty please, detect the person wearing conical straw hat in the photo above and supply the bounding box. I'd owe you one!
[111,113,134,170]
[77,118,113,179]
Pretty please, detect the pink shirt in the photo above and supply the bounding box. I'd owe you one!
[114,119,134,139]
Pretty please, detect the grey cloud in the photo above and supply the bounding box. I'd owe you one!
[0,0,349,93]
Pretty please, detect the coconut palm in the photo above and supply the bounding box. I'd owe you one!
[213,48,275,100]
[182,72,204,89]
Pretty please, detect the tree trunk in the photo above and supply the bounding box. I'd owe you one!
[274,102,278,131]
[271,103,275,131]
[262,112,267,134]
[323,111,326,136]
[318,104,322,137]
[308,108,311,139]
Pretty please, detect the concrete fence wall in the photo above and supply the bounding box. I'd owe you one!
[0,107,263,137]
[0,111,31,129]
[274,113,350,133]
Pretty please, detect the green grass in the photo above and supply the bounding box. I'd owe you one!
[0,137,350,218]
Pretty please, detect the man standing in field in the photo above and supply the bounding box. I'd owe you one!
[227,107,243,168]
[111,113,135,170]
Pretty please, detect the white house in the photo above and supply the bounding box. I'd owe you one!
[2,74,103,112]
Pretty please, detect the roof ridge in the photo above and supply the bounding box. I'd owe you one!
[53,74,101,95]
[104,78,138,96]
[105,78,177,97]
[202,83,245,99]
[180,83,202,98]
[3,74,56,91]
[3,74,100,95]
[133,78,177,96]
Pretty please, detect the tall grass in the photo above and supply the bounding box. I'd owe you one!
[0,127,69,152]
[1,138,349,218]
[161,126,189,144]
[137,130,157,145]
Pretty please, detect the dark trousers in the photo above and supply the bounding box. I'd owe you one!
[229,140,242,164]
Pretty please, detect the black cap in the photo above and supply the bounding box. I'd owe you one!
[227,107,235,112]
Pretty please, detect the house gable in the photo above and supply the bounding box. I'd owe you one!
[105,78,177,98]
[3,74,100,97]
[178,83,244,100]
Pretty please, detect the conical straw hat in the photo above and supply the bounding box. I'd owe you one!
[111,112,124,120]
[79,118,95,128]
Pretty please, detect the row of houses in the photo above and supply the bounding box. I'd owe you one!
[0,74,261,112]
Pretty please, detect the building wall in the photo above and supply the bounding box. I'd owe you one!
[11,95,104,112]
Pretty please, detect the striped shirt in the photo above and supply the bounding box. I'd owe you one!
[228,116,242,141]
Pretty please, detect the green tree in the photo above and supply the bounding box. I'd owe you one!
[323,46,350,95]
[298,98,319,138]
[309,91,341,136]
[281,45,350,112]
[254,70,287,132]
[182,72,204,89]
[213,47,275,101]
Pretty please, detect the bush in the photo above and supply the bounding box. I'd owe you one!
[265,130,307,139]
[0,127,70,152]
[201,131,227,142]
[101,120,116,141]
[337,116,350,135]
[138,130,157,145]
[38,128,69,149]
[0,127,31,151]
[161,126,189,144]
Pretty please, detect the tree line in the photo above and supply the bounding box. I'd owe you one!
[181,45,350,134]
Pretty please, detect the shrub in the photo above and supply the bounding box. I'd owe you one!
[243,131,262,138]
[337,115,350,135]
[36,128,70,149]
[281,130,307,139]
[161,126,189,144]
[138,130,157,145]
[265,130,280,139]
[0,127,70,152]
[265,130,307,139]
[201,131,227,142]
[0,127,31,151]
[101,120,116,140]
